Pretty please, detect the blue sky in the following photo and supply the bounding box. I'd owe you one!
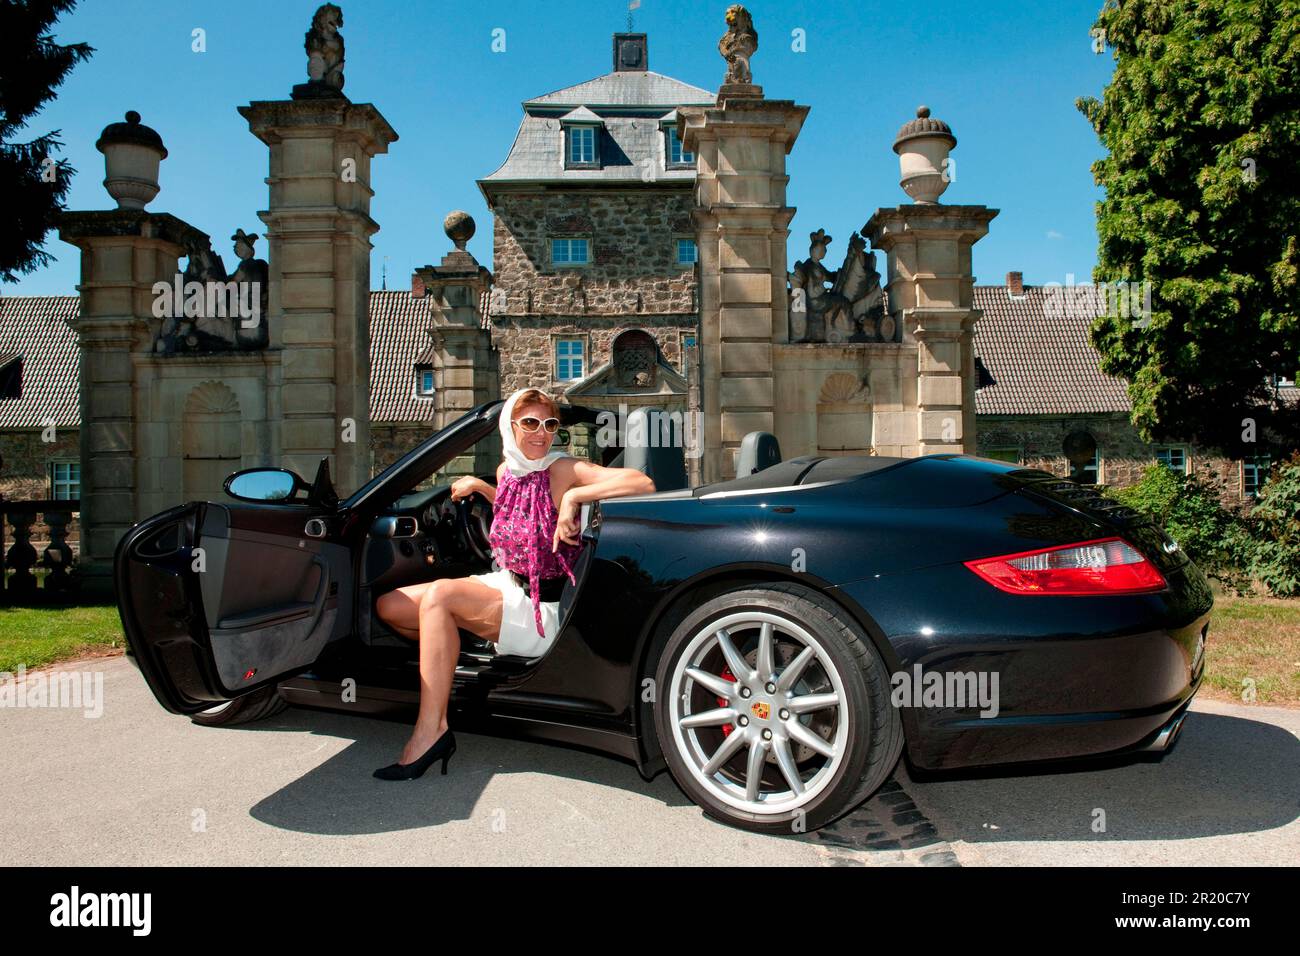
[7,0,1114,296]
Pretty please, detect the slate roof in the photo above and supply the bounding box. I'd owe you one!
[0,295,80,428]
[523,71,715,109]
[972,285,1132,415]
[479,70,715,196]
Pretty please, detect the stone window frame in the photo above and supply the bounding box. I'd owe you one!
[1242,454,1272,499]
[1153,444,1189,474]
[673,235,698,266]
[563,123,601,170]
[552,332,590,383]
[49,459,81,500]
[1082,449,1102,484]
[678,329,698,373]
[414,365,435,398]
[550,236,591,268]
[662,120,694,169]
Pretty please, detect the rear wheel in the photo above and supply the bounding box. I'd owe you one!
[653,583,902,833]
[190,685,288,726]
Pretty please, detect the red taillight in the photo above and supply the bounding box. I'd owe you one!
[964,537,1166,595]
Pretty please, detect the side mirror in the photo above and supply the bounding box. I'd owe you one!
[224,468,306,503]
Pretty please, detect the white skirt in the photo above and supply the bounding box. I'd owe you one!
[468,567,561,660]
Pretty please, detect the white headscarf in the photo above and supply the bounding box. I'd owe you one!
[499,388,573,478]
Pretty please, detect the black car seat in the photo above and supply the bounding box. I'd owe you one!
[620,407,688,491]
[735,431,782,476]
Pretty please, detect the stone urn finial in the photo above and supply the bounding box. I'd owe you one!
[892,105,957,204]
[95,111,168,210]
[443,211,475,251]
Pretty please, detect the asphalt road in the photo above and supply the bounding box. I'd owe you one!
[2,655,1295,866]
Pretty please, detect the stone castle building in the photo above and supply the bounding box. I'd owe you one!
[476,32,707,425]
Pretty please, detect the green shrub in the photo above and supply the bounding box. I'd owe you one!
[1107,464,1252,590]
[1247,452,1300,597]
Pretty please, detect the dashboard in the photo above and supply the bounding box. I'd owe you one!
[360,477,494,593]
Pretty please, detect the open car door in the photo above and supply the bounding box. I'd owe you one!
[116,497,352,715]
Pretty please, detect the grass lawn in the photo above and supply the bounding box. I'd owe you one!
[0,606,124,674]
[1201,594,1300,707]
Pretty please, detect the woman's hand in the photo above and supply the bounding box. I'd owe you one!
[450,476,488,502]
[552,493,582,551]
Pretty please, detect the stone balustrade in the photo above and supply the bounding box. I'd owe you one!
[0,500,80,602]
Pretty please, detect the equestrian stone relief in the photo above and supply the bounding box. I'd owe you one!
[152,229,269,354]
[788,229,891,343]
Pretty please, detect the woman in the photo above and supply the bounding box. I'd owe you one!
[371,387,656,780]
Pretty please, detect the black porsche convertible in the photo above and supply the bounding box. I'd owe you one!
[116,400,1213,832]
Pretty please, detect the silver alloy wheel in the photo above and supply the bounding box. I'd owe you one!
[667,610,850,816]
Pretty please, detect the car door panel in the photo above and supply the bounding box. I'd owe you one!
[117,501,352,714]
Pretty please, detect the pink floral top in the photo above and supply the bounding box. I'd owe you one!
[489,466,584,638]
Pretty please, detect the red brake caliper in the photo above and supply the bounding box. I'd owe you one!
[717,665,737,736]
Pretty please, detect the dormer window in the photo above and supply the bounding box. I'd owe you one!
[568,126,596,164]
[667,126,693,165]
[416,366,435,397]
[561,108,603,169]
[661,113,694,168]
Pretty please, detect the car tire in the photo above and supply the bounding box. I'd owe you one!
[189,685,289,727]
[653,582,903,833]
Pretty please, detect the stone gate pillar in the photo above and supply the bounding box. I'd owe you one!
[863,204,997,455]
[680,72,808,482]
[414,211,497,480]
[58,210,207,593]
[239,92,397,493]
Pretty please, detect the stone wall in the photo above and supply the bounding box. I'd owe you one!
[489,313,697,398]
[0,429,80,499]
[0,428,83,553]
[491,191,697,312]
[488,190,698,399]
[976,413,1253,506]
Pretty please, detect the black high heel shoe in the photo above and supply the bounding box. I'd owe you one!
[373,728,457,781]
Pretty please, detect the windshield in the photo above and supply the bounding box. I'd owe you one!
[342,402,500,510]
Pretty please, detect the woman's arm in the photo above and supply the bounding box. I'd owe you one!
[552,460,655,549]
[562,460,655,506]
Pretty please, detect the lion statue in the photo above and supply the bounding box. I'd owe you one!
[719,4,758,86]
[305,3,345,91]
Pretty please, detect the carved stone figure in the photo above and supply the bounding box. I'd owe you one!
[230,228,270,350]
[788,230,889,343]
[719,5,758,86]
[156,241,236,353]
[305,4,345,91]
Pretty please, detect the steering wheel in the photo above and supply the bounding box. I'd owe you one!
[455,491,494,563]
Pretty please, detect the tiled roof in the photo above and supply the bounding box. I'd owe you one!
[972,285,1132,415]
[0,295,80,429]
[0,292,455,428]
[3,286,1276,428]
[367,290,437,424]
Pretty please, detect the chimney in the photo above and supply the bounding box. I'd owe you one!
[613,33,648,72]
[411,272,426,298]
[1006,271,1024,297]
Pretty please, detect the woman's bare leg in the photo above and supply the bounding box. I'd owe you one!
[375,584,428,640]
[399,577,502,764]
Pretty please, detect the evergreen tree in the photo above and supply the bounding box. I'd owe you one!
[1077,0,1300,456]
[0,0,93,283]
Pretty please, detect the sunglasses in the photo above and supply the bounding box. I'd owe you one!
[513,416,561,434]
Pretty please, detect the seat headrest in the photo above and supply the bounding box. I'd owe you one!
[736,431,782,476]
